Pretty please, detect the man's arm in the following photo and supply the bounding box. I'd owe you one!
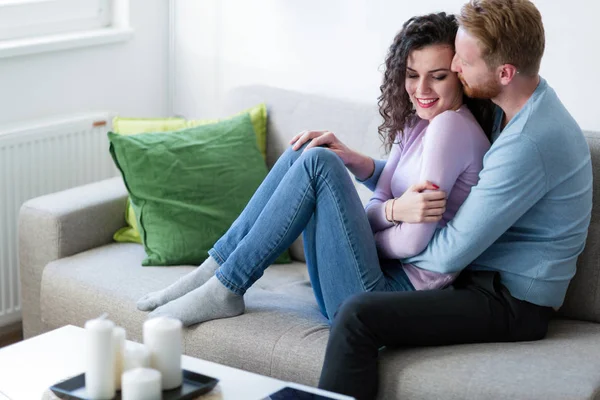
[403,134,547,273]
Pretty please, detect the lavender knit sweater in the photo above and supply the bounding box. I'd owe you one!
[365,106,490,290]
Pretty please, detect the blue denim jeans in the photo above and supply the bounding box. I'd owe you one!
[209,144,414,321]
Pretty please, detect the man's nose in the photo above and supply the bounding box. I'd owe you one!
[451,54,461,73]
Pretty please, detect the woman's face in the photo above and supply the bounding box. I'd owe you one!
[405,44,463,121]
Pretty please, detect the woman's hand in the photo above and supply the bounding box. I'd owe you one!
[290,130,376,180]
[387,181,447,223]
[290,130,354,165]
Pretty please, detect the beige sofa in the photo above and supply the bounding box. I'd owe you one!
[19,85,600,399]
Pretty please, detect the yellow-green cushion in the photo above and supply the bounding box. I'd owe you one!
[112,104,267,158]
[112,117,188,135]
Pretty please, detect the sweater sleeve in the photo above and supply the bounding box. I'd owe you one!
[375,111,474,259]
[364,138,402,233]
[402,133,547,273]
[356,159,387,191]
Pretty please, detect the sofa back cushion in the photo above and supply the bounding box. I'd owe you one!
[558,131,600,322]
[222,85,385,204]
[222,86,600,322]
[222,85,385,262]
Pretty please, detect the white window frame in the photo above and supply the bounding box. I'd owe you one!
[0,0,133,58]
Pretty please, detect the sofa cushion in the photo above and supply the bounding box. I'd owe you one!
[40,243,600,399]
[377,319,600,400]
[41,243,185,341]
[557,131,600,323]
[221,85,386,262]
[39,242,328,380]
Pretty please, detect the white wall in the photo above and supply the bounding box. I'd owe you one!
[173,0,600,131]
[0,0,170,125]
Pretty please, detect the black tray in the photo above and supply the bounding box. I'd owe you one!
[50,369,219,400]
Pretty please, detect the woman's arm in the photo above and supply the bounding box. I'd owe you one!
[344,152,377,181]
[290,130,375,179]
[375,111,481,259]
[289,129,447,227]
[364,141,403,233]
[291,128,405,232]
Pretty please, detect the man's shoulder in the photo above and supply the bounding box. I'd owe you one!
[493,81,589,178]
[512,81,582,147]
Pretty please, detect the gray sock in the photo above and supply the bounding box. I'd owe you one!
[147,276,244,326]
[136,256,220,311]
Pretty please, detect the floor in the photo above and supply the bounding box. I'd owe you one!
[0,322,23,349]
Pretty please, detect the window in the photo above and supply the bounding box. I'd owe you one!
[0,0,114,41]
[0,0,132,58]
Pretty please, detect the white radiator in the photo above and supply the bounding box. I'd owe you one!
[0,112,119,327]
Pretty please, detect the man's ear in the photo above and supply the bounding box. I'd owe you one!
[498,64,519,85]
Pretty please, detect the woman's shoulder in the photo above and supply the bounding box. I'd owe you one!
[427,106,487,140]
[396,116,428,144]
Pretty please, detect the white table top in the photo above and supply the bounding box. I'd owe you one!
[0,325,352,400]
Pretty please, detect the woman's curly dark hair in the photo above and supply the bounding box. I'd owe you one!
[378,12,495,152]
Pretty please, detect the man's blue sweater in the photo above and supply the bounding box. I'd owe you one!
[365,78,592,308]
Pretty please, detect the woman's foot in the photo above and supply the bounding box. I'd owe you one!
[136,256,220,311]
[148,276,245,326]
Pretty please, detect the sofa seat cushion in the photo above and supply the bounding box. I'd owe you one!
[376,319,600,400]
[40,242,329,383]
[40,243,600,398]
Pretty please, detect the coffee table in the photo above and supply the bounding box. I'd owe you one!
[0,325,352,400]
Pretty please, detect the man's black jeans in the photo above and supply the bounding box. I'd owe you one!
[318,271,554,400]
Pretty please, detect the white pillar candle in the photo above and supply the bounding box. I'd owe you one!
[143,317,183,390]
[113,327,126,390]
[85,318,116,399]
[123,343,151,371]
[121,368,161,400]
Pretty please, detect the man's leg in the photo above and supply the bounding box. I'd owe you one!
[318,271,553,400]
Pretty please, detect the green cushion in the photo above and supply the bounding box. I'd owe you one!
[108,113,285,266]
[111,104,291,264]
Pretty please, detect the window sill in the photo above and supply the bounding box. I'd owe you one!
[0,28,134,59]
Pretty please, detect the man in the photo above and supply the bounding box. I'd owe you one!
[317,1,593,399]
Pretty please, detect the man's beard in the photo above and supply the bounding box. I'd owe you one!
[459,74,501,99]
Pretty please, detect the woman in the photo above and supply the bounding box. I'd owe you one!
[136,12,494,326]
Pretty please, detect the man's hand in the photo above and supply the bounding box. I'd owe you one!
[388,181,447,223]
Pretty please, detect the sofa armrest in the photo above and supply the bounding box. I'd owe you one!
[18,176,128,338]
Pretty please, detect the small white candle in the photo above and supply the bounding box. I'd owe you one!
[113,327,126,390]
[123,343,151,371]
[143,317,183,390]
[121,368,161,400]
[85,318,116,399]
